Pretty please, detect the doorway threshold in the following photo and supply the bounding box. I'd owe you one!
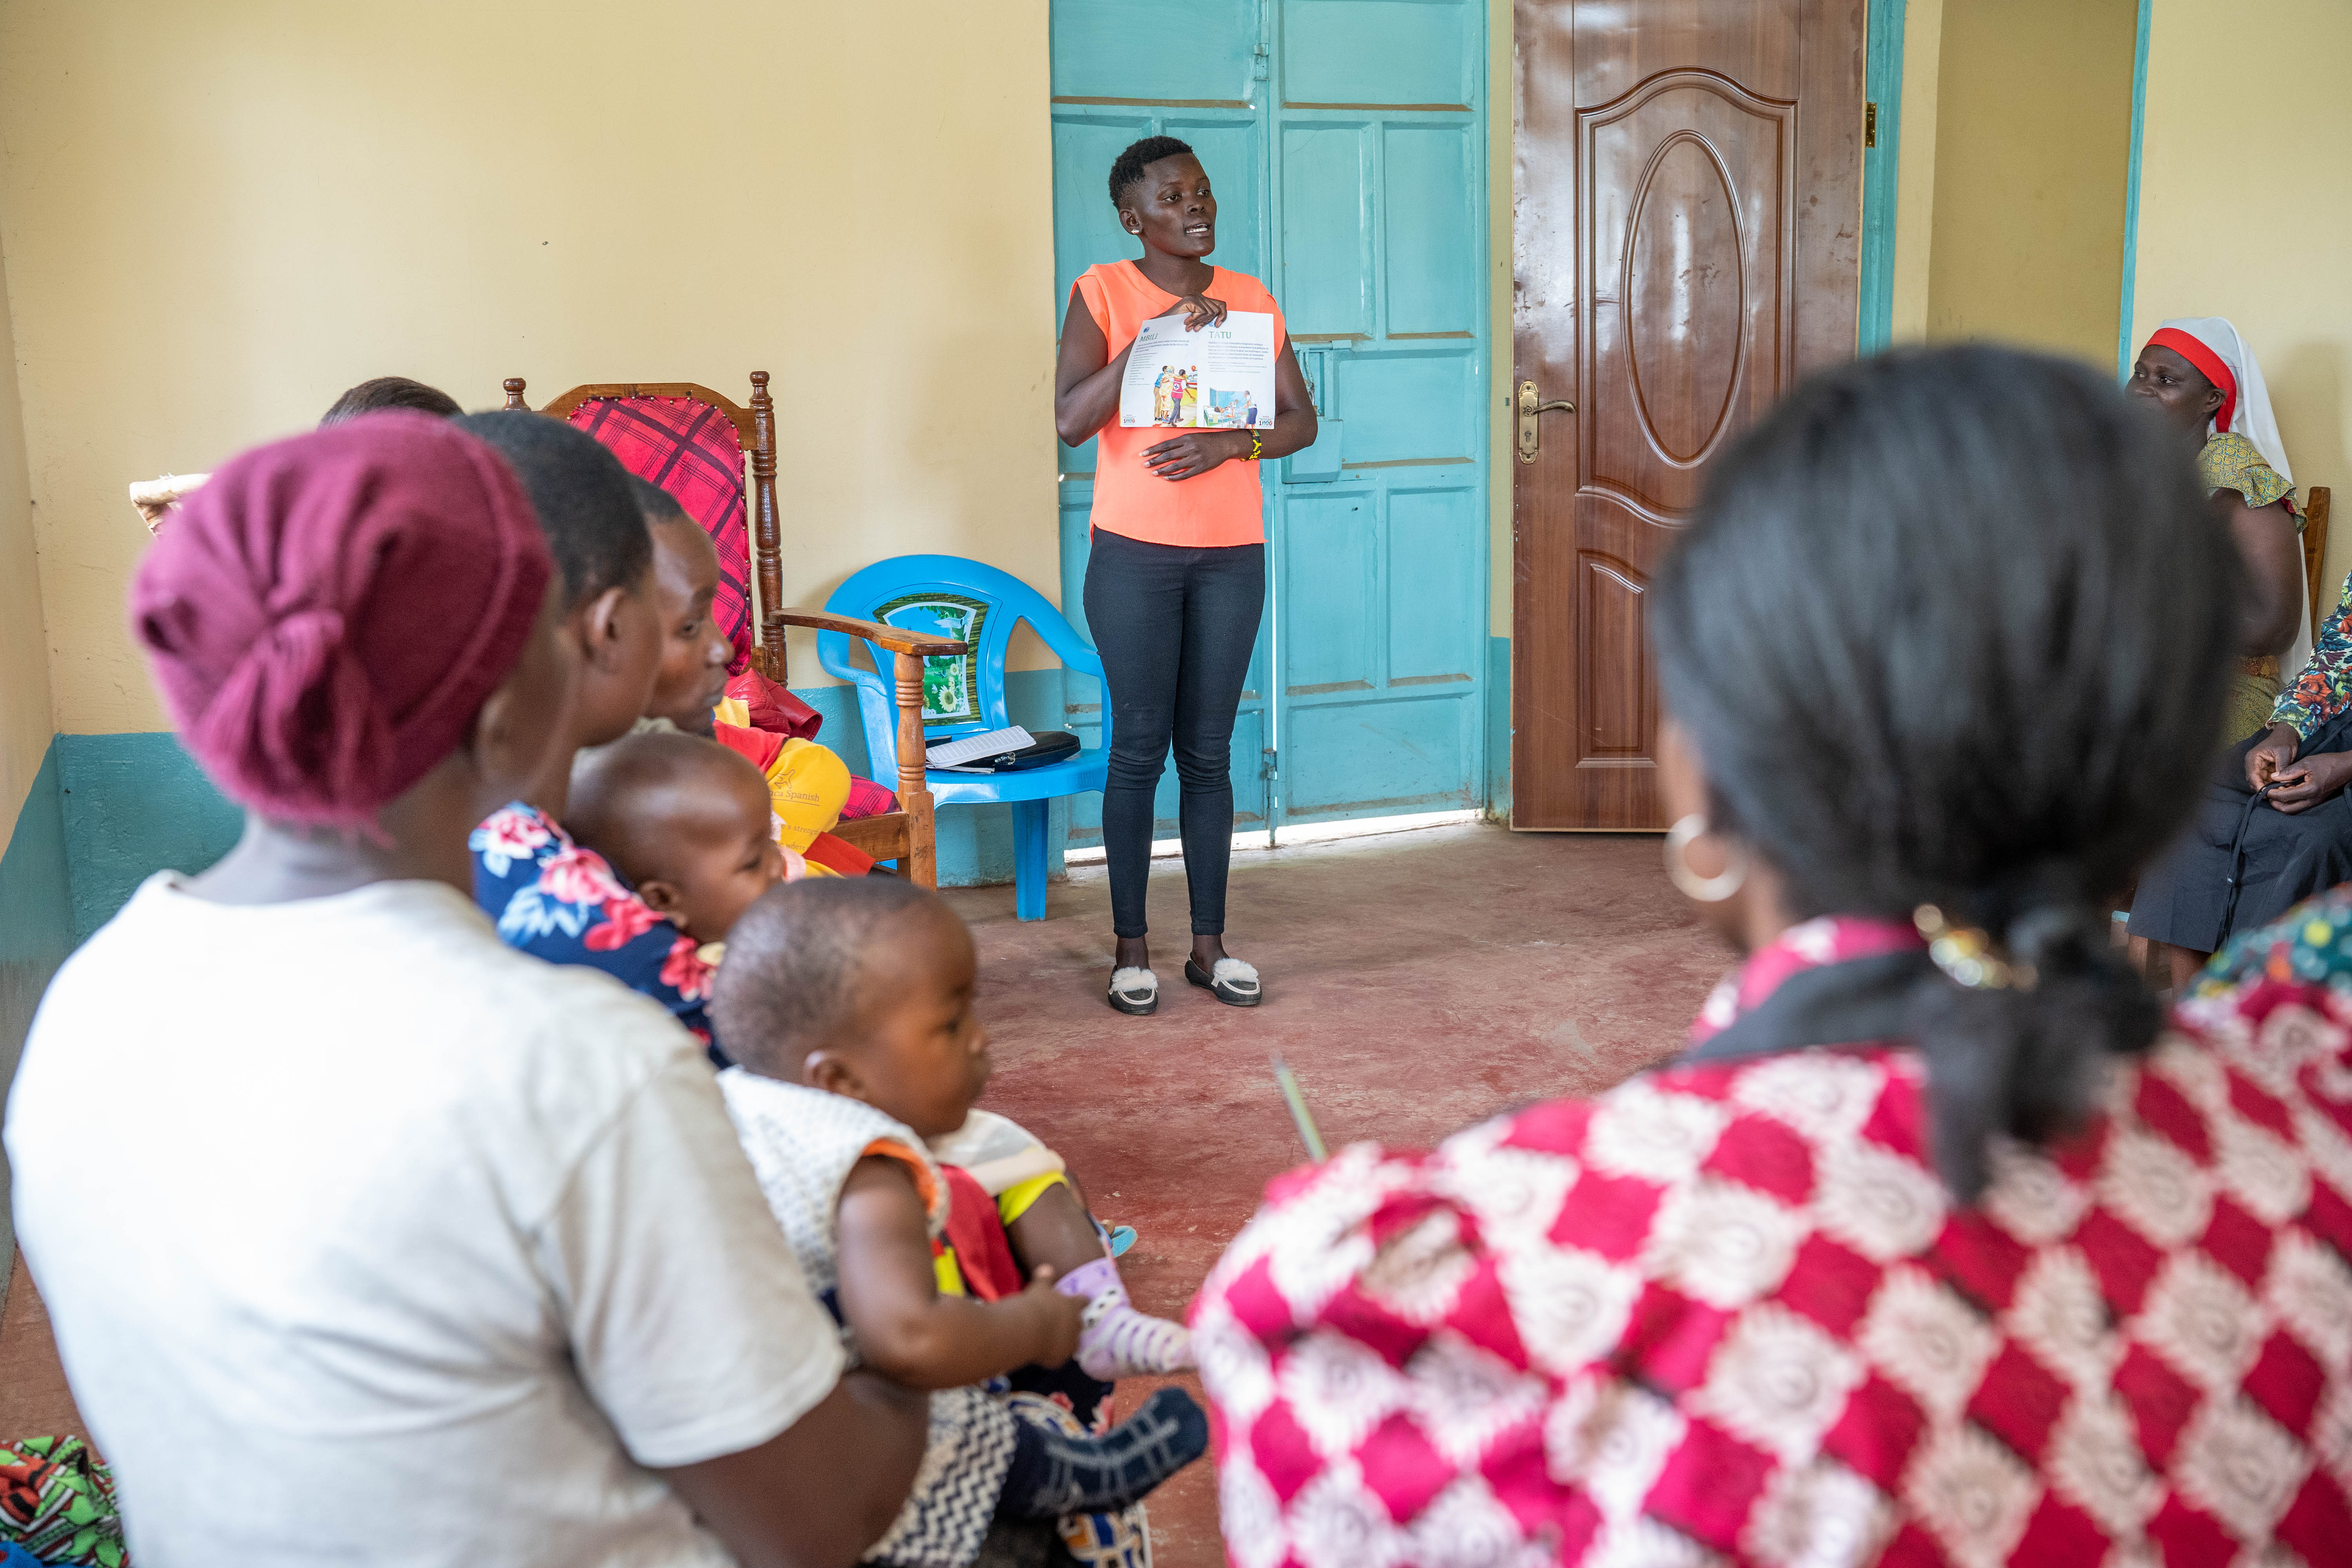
[1063,809,1484,865]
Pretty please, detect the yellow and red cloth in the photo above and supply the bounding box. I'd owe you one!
[714,670,900,876]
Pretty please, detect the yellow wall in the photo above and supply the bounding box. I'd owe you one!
[1923,0,2136,364]
[0,0,1055,730]
[0,227,53,842]
[2130,0,2352,612]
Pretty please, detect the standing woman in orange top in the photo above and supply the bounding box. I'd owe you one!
[1054,136,1317,1016]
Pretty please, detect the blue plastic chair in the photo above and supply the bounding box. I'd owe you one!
[819,555,1109,920]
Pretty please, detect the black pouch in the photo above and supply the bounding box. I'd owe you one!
[957,731,1082,773]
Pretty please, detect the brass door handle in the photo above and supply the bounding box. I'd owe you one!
[1516,380,1575,463]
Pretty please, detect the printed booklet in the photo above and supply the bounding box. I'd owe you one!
[1118,310,1277,430]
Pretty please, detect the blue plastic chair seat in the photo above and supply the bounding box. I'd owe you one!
[819,555,1111,920]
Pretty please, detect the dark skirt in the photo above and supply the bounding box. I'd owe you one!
[2131,732,2352,953]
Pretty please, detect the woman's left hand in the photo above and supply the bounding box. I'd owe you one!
[2267,750,2352,813]
[1144,430,1252,481]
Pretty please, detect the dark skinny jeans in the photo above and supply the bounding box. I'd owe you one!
[1082,529,1265,940]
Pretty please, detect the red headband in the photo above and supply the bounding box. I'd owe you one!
[2148,327,2237,434]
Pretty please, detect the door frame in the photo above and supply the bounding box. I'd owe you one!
[2115,0,2154,378]
[1857,0,1909,354]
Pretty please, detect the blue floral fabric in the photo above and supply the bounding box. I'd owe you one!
[470,801,720,1053]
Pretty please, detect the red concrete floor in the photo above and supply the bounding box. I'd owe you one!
[940,821,1726,1568]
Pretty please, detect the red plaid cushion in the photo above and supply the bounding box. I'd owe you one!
[567,396,754,673]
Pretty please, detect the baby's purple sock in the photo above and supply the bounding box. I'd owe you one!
[1054,1256,1194,1380]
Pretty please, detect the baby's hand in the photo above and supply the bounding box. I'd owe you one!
[1020,1264,1085,1369]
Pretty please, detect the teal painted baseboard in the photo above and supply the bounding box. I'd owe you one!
[1,740,73,1275]
[28,671,1082,947]
[26,645,1528,939]
[56,731,242,942]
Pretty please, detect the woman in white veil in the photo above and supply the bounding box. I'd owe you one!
[2132,317,2310,721]
[2127,316,2325,987]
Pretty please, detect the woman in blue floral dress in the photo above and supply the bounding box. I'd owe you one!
[455,412,736,1049]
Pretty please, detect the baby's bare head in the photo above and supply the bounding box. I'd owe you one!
[568,730,782,942]
[711,878,988,1138]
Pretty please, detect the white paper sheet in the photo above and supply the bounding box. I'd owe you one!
[1118,310,1277,431]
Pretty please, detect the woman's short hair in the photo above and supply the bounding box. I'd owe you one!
[625,473,690,525]
[319,376,462,426]
[1109,135,1197,209]
[453,412,650,608]
[1652,344,2236,1198]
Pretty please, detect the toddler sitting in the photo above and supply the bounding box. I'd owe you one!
[709,878,1206,1567]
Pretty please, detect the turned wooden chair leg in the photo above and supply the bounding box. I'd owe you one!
[895,650,938,888]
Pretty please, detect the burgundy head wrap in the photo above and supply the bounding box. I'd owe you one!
[131,412,553,824]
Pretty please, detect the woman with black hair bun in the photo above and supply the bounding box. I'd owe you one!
[1190,347,2345,1566]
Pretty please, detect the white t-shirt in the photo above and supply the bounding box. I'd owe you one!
[5,874,845,1568]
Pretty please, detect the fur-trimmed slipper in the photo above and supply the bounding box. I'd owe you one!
[1107,966,1159,1016]
[1185,956,1262,1007]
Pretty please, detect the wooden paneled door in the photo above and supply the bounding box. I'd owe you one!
[1512,0,1863,829]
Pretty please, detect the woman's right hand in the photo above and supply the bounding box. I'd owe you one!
[2268,750,2352,814]
[1156,294,1229,332]
[2247,722,2303,791]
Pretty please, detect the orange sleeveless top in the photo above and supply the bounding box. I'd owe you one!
[1074,261,1286,549]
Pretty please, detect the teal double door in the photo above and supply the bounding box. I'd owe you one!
[1050,0,1491,847]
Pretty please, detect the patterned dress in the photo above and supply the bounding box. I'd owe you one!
[1193,915,2352,1567]
[718,1074,1154,1568]
[721,1073,1021,1568]
[470,802,720,1049]
[2275,569,2352,750]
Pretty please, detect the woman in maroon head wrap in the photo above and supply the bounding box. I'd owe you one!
[4,412,923,1568]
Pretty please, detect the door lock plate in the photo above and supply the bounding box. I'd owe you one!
[1515,380,1575,464]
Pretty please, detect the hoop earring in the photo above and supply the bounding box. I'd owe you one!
[1664,814,1747,902]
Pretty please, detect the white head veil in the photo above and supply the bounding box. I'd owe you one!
[2157,316,2295,490]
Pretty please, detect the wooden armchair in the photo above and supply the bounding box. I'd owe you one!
[2306,486,2335,642]
[504,374,964,886]
[766,609,963,885]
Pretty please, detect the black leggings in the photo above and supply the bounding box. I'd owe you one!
[1082,529,1265,940]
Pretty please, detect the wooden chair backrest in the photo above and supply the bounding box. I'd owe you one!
[2308,486,2334,644]
[500,375,788,682]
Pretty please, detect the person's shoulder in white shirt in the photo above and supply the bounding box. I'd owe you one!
[7,873,845,1568]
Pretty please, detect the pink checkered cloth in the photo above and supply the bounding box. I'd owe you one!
[1193,915,2352,1567]
[567,396,755,673]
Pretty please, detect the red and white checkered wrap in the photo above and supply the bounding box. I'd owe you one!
[1193,960,2352,1565]
[566,396,755,673]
